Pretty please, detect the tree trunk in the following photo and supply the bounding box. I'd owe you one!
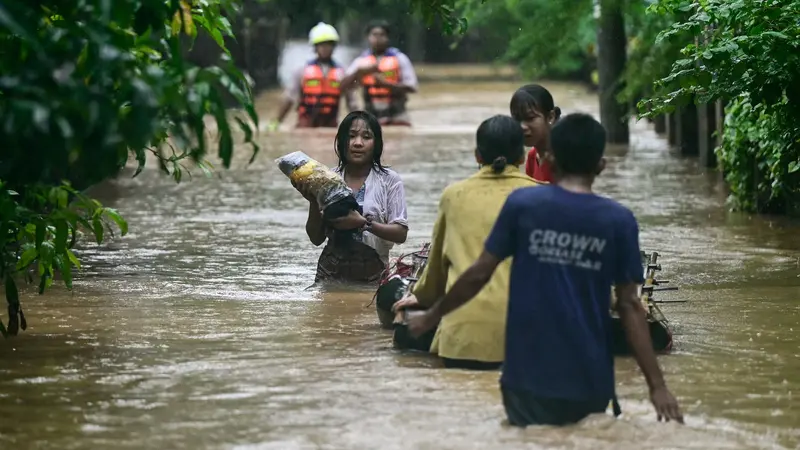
[596,0,629,143]
[653,114,666,134]
[697,102,717,168]
[677,102,699,156]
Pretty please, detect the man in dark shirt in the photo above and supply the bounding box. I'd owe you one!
[408,113,683,426]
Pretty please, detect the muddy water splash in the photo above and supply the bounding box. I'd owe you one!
[1,78,799,449]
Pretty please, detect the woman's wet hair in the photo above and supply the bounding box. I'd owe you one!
[510,84,562,122]
[476,115,525,174]
[335,110,387,173]
[365,20,391,37]
[550,113,606,175]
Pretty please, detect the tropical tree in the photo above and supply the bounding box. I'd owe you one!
[0,0,258,336]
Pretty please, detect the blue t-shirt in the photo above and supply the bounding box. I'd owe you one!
[484,184,645,402]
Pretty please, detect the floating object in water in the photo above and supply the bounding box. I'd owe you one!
[377,246,679,356]
[275,151,358,220]
[373,243,436,351]
[610,250,676,355]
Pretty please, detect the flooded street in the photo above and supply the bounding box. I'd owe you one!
[1,77,799,450]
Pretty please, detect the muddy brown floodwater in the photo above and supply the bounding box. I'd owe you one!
[1,79,799,450]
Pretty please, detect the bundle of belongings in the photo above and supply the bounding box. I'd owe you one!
[276,151,362,239]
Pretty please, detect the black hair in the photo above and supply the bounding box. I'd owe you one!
[365,20,391,37]
[510,84,562,122]
[476,115,526,174]
[335,110,387,173]
[550,113,606,176]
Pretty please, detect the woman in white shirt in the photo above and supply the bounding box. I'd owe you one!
[297,111,409,283]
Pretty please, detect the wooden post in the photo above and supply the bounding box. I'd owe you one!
[715,100,725,148]
[697,103,717,168]
[596,0,630,143]
[653,114,666,134]
[665,112,676,146]
[678,102,699,156]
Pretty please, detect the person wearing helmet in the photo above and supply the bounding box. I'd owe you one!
[340,20,418,127]
[269,23,356,130]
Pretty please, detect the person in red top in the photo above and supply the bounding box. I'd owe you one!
[510,84,561,184]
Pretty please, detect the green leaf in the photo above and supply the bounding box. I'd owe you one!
[763,31,788,40]
[17,245,37,271]
[57,255,72,290]
[234,117,254,144]
[0,3,37,45]
[66,249,81,270]
[173,162,183,182]
[204,23,228,55]
[38,273,48,295]
[56,187,68,208]
[789,161,799,174]
[103,208,128,235]
[35,220,46,251]
[54,219,68,253]
[171,12,182,36]
[92,217,104,244]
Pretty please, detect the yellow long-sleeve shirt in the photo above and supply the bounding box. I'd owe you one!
[412,165,537,363]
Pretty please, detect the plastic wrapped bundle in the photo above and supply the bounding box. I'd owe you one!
[276,151,360,221]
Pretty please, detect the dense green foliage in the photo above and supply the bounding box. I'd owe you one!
[455,0,595,78]
[0,0,258,336]
[278,0,467,38]
[640,0,800,213]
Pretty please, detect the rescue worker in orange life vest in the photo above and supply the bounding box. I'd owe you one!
[269,23,356,130]
[340,20,418,127]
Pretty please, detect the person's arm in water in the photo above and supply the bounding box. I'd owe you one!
[615,283,682,423]
[274,98,294,126]
[269,67,303,130]
[409,250,502,332]
[345,88,358,112]
[340,57,379,92]
[408,193,519,334]
[614,211,683,423]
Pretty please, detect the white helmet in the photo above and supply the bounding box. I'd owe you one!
[309,22,340,45]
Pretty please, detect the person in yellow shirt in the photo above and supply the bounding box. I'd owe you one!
[393,115,536,370]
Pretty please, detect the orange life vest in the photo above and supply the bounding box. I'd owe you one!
[360,52,401,115]
[298,61,344,126]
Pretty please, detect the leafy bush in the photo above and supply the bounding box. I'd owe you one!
[718,95,800,212]
[640,0,800,213]
[0,0,259,336]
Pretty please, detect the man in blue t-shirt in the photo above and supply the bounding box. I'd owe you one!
[408,113,683,426]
